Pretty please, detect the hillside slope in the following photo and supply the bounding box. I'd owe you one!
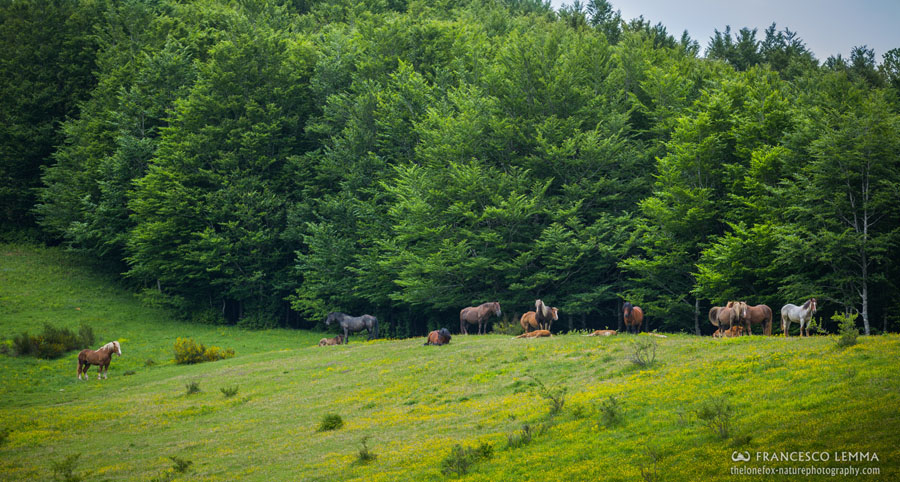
[1,244,898,481]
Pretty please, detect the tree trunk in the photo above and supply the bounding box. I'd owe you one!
[617,300,623,332]
[694,297,701,336]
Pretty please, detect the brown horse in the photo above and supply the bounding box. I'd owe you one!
[740,303,773,335]
[425,328,452,345]
[515,329,552,338]
[534,300,558,331]
[709,301,743,333]
[520,311,539,333]
[318,334,344,346]
[77,341,121,380]
[713,325,744,338]
[623,302,644,334]
[460,302,501,335]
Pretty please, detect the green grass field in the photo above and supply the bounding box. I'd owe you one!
[1,244,898,481]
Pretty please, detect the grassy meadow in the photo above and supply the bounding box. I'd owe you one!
[1,244,898,481]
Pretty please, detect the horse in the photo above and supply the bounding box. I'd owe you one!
[534,300,558,331]
[623,302,644,334]
[460,302,501,335]
[515,329,551,338]
[781,298,817,337]
[520,311,539,333]
[425,328,452,346]
[740,303,773,336]
[325,312,378,343]
[709,301,743,333]
[318,334,344,346]
[585,329,617,336]
[77,341,121,380]
[713,325,743,338]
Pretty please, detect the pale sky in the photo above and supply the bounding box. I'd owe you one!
[550,0,900,62]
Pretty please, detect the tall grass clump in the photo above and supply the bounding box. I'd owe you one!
[833,312,860,348]
[173,337,234,364]
[695,396,733,439]
[506,424,534,449]
[354,436,377,465]
[529,376,566,415]
[598,395,625,428]
[50,453,90,482]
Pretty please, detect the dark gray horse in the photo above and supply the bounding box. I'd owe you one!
[325,312,378,343]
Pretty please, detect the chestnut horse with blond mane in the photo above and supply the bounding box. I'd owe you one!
[534,300,558,331]
[77,341,121,380]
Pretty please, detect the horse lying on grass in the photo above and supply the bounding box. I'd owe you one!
[514,330,552,339]
[424,328,452,345]
[77,341,121,380]
[585,329,617,336]
[713,325,744,338]
[318,334,344,346]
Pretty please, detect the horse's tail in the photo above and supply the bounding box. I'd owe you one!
[708,307,720,326]
[372,316,379,339]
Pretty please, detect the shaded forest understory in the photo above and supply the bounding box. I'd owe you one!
[2,0,899,336]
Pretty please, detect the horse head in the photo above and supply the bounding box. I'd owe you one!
[623,302,633,317]
[550,307,558,321]
[325,312,340,326]
[493,302,501,317]
[112,341,122,356]
[809,298,817,314]
[735,302,748,321]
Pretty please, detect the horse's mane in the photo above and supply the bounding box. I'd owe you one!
[801,299,811,309]
[99,341,120,353]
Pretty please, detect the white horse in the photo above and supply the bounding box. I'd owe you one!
[781,298,817,337]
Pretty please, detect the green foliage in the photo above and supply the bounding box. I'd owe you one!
[695,396,733,439]
[220,386,239,398]
[185,381,201,395]
[316,413,344,432]
[629,337,658,367]
[834,312,860,348]
[0,427,10,447]
[173,338,234,365]
[440,442,493,477]
[354,436,377,465]
[505,423,534,449]
[529,376,567,416]
[598,395,624,428]
[12,323,95,359]
[50,453,89,482]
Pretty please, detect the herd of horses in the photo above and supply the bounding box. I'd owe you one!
[709,298,818,337]
[74,297,819,380]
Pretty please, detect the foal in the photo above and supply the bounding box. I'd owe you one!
[77,341,122,380]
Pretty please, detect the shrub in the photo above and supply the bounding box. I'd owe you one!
[440,442,493,477]
[220,386,239,398]
[833,312,860,348]
[0,427,10,447]
[629,337,657,368]
[173,338,234,364]
[598,395,624,428]
[317,414,344,432]
[354,436,377,465]
[13,323,95,359]
[50,453,89,482]
[695,396,733,439]
[506,424,533,449]
[491,316,524,336]
[185,381,201,395]
[529,376,566,416]
[639,446,660,482]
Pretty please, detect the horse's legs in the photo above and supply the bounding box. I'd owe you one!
[77,361,82,380]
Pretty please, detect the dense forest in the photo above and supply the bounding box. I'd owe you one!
[2,0,899,336]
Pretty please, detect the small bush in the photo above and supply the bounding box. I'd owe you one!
[123,370,136,376]
[629,337,657,367]
[173,338,234,365]
[50,453,90,482]
[491,317,524,336]
[639,446,660,482]
[354,436,377,465]
[833,312,860,348]
[506,424,533,449]
[220,386,239,398]
[12,323,95,359]
[145,359,156,367]
[185,381,201,395]
[440,442,493,477]
[529,376,566,416]
[317,414,344,432]
[598,395,624,428]
[149,455,193,482]
[695,396,733,439]
[0,427,10,447]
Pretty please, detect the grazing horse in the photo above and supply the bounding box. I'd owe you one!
[709,302,743,333]
[623,302,644,334]
[318,334,344,346]
[325,312,378,343]
[520,311,539,333]
[534,300,558,331]
[515,329,552,338]
[740,303,773,336]
[77,341,121,380]
[460,302,501,335]
[781,298,817,337]
[425,328,452,346]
